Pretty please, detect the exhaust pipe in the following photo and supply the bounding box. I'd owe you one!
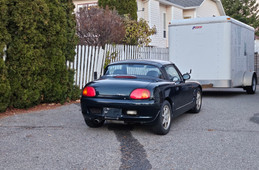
[94,119,100,123]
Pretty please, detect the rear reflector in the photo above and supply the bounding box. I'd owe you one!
[82,86,96,97]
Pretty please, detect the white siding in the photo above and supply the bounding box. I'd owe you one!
[148,0,162,47]
[137,0,144,19]
[137,0,149,21]
[172,6,183,20]
[183,9,195,18]
[148,3,169,48]
[159,4,167,47]
[167,6,173,20]
[196,0,221,17]
[148,3,184,47]
[166,7,174,47]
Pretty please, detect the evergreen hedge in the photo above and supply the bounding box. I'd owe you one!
[6,0,49,108]
[43,0,79,104]
[61,0,80,102]
[0,58,10,112]
[42,0,70,103]
[0,0,10,55]
[0,0,11,112]
[3,0,79,110]
[98,0,138,20]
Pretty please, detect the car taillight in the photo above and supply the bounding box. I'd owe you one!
[130,89,150,99]
[82,86,96,97]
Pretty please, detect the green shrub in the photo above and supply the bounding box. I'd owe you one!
[42,0,66,104]
[70,86,81,101]
[0,0,10,57]
[5,0,78,109]
[98,0,137,20]
[0,0,11,112]
[123,17,156,46]
[61,0,79,101]
[60,0,78,62]
[6,0,49,108]
[67,69,81,101]
[42,0,78,104]
[0,58,10,112]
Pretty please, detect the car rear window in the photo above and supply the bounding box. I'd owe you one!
[105,64,162,78]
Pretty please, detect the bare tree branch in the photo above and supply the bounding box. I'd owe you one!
[76,6,125,48]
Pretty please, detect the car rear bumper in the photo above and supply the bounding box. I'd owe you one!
[81,97,160,124]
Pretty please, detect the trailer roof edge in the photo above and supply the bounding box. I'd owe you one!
[169,16,254,32]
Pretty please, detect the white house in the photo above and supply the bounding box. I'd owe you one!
[73,0,225,47]
[137,0,225,47]
[73,0,97,12]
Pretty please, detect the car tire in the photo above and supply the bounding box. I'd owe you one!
[246,76,257,94]
[153,100,172,135]
[190,88,202,113]
[84,118,104,128]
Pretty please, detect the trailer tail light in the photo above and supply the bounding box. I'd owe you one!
[130,89,150,100]
[82,86,96,97]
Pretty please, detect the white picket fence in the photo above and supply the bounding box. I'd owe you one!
[69,44,169,89]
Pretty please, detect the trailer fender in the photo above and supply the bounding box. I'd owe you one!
[243,71,256,86]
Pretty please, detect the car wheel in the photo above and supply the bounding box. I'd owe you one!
[84,118,104,128]
[153,100,172,135]
[190,88,202,113]
[246,76,257,94]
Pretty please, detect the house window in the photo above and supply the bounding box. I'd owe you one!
[77,3,97,12]
[163,13,166,38]
[184,16,192,19]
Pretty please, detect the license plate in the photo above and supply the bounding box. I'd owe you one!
[103,108,122,118]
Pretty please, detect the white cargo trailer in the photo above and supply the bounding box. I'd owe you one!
[169,16,257,94]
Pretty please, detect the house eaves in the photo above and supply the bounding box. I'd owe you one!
[164,0,204,8]
[159,0,199,9]
[213,0,226,15]
[161,0,225,15]
[159,0,176,6]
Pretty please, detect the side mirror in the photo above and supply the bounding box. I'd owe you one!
[183,73,191,80]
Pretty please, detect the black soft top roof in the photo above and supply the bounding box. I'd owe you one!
[109,59,173,67]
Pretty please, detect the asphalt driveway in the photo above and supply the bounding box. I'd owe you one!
[1,86,259,170]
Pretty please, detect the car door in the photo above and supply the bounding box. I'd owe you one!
[174,64,194,104]
[164,65,192,115]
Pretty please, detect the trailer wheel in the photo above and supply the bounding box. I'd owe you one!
[246,75,257,94]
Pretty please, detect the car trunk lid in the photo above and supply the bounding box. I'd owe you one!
[88,78,152,99]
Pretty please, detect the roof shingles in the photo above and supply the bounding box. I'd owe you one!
[166,0,205,8]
